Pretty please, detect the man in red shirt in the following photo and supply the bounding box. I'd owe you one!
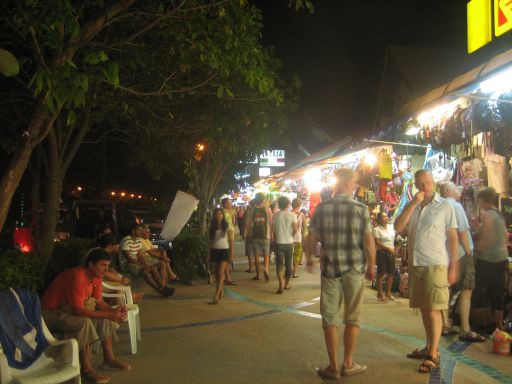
[42,248,130,384]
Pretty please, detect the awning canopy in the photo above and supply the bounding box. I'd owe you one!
[400,48,512,117]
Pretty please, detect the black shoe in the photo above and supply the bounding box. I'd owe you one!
[160,286,175,297]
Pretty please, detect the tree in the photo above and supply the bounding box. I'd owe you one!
[1,0,310,261]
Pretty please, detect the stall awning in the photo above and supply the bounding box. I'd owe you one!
[400,47,512,117]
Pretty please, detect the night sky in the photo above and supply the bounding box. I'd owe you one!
[253,0,471,145]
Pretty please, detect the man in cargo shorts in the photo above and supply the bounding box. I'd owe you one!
[395,170,459,373]
[306,168,376,379]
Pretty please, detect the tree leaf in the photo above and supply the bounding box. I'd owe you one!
[0,48,19,77]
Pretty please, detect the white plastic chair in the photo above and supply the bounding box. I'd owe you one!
[102,282,141,354]
[0,318,80,384]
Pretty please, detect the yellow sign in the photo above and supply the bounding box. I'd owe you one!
[467,0,492,53]
[495,0,512,36]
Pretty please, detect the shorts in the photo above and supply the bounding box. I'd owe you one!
[127,263,142,277]
[143,254,161,267]
[293,242,303,264]
[275,243,293,278]
[245,237,254,257]
[210,248,230,263]
[408,265,449,310]
[252,238,270,256]
[376,249,395,275]
[475,259,507,311]
[320,269,365,328]
[454,254,475,291]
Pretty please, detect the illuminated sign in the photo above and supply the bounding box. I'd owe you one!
[467,0,492,53]
[259,167,271,177]
[259,150,285,167]
[495,0,512,36]
[468,0,512,53]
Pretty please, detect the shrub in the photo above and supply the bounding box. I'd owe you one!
[170,226,209,284]
[42,238,94,292]
[0,249,45,292]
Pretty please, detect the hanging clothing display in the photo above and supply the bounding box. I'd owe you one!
[393,171,414,221]
[484,154,509,194]
[461,158,484,179]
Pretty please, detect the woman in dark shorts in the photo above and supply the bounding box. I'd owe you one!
[373,212,396,301]
[208,208,233,304]
[474,187,509,330]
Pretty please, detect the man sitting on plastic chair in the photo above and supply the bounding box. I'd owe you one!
[97,233,144,303]
[41,248,131,384]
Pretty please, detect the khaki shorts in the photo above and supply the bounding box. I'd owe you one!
[455,254,475,291]
[320,269,365,328]
[409,265,449,310]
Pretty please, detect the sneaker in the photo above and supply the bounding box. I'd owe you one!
[341,362,367,376]
[317,367,340,380]
[160,286,175,297]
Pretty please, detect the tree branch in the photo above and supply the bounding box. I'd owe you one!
[62,109,91,173]
[117,73,218,96]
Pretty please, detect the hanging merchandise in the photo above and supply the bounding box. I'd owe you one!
[423,146,456,183]
[309,191,321,217]
[461,158,484,179]
[460,178,483,224]
[484,154,509,194]
[393,171,414,221]
[378,149,393,180]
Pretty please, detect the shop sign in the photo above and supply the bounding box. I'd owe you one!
[259,149,285,167]
[259,167,271,177]
[495,0,512,36]
[468,0,512,53]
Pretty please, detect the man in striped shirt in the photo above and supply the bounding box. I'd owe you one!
[120,224,174,297]
[307,168,376,379]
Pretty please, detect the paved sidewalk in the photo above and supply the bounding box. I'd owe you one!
[99,241,512,384]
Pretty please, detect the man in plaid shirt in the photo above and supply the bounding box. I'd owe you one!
[307,167,376,379]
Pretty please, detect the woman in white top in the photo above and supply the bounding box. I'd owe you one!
[373,212,396,301]
[208,208,233,304]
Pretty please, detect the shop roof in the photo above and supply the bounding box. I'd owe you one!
[399,47,512,117]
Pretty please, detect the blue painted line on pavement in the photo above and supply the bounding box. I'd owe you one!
[141,308,280,333]
[224,289,512,384]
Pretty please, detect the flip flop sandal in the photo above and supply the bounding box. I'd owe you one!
[82,371,110,384]
[292,273,299,278]
[263,271,269,282]
[225,280,237,285]
[459,331,486,342]
[418,356,440,373]
[442,327,456,336]
[252,276,260,280]
[101,359,132,371]
[407,348,427,359]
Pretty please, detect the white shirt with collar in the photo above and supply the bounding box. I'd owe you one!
[407,193,458,266]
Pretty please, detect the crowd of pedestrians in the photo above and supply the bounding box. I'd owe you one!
[29,166,509,382]
[206,167,509,378]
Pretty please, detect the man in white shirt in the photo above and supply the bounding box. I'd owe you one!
[439,182,484,342]
[272,196,298,294]
[395,170,459,374]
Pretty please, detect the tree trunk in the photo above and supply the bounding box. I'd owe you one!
[30,148,42,248]
[38,131,62,263]
[0,102,53,232]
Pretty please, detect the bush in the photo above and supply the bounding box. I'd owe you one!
[42,238,94,292]
[0,249,45,292]
[171,226,209,284]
